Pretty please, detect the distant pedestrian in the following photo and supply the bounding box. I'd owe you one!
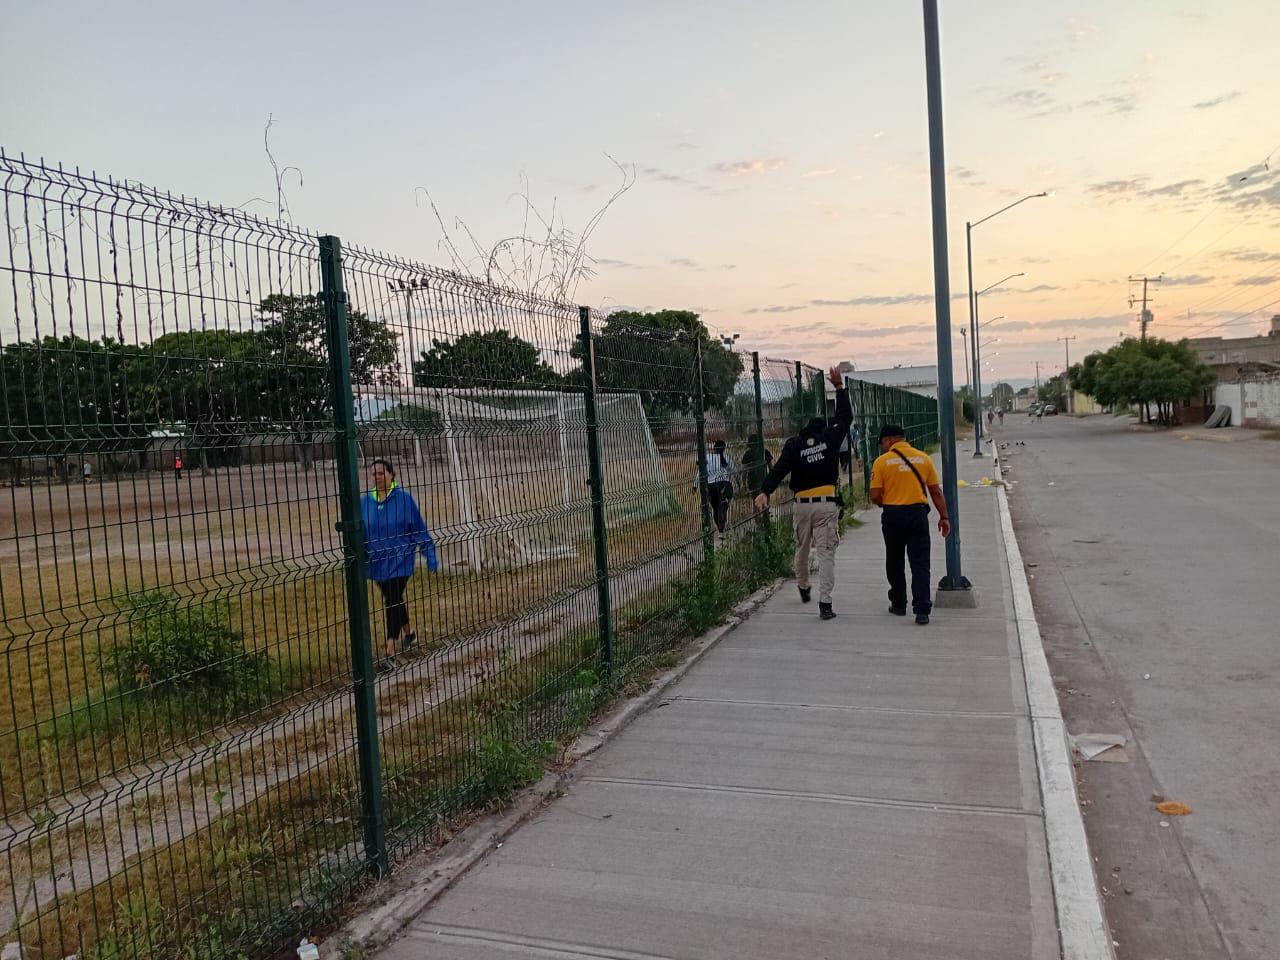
[362,458,438,671]
[987,409,995,430]
[755,366,851,620]
[174,455,184,480]
[870,424,952,626]
[1036,405,1044,422]
[82,460,92,483]
[998,409,1005,425]
[701,439,734,538]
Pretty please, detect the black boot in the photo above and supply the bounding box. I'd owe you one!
[819,602,836,620]
[798,586,812,603]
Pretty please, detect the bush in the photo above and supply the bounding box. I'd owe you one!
[111,591,273,710]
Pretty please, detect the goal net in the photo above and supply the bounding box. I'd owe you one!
[357,388,672,571]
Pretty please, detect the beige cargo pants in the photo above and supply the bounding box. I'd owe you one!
[793,500,839,603]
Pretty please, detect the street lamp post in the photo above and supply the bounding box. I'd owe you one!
[921,0,971,597]
[973,280,1020,441]
[965,191,1050,456]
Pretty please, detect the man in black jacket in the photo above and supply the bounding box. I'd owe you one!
[754,367,851,620]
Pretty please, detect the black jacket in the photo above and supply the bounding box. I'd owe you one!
[761,387,852,496]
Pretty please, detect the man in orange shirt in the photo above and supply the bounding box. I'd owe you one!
[869,424,951,625]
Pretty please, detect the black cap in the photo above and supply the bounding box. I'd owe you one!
[878,423,905,441]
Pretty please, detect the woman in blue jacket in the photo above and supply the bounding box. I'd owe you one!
[361,458,438,669]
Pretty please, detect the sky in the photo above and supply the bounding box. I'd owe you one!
[2,0,1278,386]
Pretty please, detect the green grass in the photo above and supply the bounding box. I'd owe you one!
[24,521,796,960]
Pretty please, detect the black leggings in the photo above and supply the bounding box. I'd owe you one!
[376,576,410,642]
[707,481,733,533]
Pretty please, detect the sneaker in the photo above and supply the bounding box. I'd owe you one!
[798,586,812,603]
[819,602,836,620]
[401,631,417,652]
[376,655,398,675]
[889,606,907,617]
[915,614,930,626]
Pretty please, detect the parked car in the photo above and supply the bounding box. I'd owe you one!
[1027,404,1041,417]
[1043,403,1058,415]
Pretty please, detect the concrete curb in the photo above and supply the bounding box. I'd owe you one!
[321,578,783,959]
[994,452,1116,960]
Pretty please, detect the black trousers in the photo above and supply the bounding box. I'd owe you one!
[376,576,410,642]
[881,504,931,615]
[707,481,733,533]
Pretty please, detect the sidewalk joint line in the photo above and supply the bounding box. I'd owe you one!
[410,924,682,960]
[671,696,1028,719]
[579,776,1042,819]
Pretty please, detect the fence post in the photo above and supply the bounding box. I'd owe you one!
[577,306,614,676]
[319,235,388,878]
[752,351,769,528]
[794,360,804,429]
[694,338,714,555]
[858,380,872,496]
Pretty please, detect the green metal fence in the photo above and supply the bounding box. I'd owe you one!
[0,152,826,959]
[846,377,940,493]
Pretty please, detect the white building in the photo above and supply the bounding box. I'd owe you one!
[848,364,939,400]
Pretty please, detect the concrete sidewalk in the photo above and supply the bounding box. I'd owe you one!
[375,453,1102,960]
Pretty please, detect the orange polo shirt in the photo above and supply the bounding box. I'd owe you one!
[870,441,938,506]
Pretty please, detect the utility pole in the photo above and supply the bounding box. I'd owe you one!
[1129,274,1162,340]
[1034,361,1043,392]
[958,327,971,395]
[1057,336,1076,413]
[921,0,972,599]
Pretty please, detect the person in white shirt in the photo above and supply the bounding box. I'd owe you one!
[703,439,734,535]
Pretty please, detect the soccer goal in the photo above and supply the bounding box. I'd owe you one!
[358,388,673,571]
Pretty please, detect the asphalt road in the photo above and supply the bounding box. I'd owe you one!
[999,414,1279,960]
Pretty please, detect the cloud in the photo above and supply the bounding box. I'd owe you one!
[594,258,641,269]
[1020,256,1052,264]
[637,164,706,190]
[1087,177,1147,195]
[745,304,808,314]
[811,293,934,307]
[1002,89,1056,111]
[1140,178,1205,198]
[710,158,785,177]
[1236,275,1277,286]
[669,257,700,269]
[668,142,698,151]
[1193,91,1242,110]
[950,166,980,180]
[1219,248,1280,263]
[802,167,839,178]
[987,313,1129,333]
[1163,274,1214,286]
[719,264,737,270]
[839,323,937,338]
[872,130,887,139]
[1079,93,1138,114]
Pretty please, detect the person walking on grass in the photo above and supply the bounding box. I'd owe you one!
[869,424,951,626]
[754,366,851,620]
[362,458,438,672]
[702,438,734,541]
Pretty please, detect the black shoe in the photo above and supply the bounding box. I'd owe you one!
[915,614,930,626]
[376,655,398,674]
[401,631,417,652]
[819,602,836,620]
[889,606,907,617]
[798,586,812,603]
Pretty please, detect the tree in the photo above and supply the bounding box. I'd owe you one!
[576,310,744,419]
[254,294,400,469]
[1037,375,1067,410]
[954,386,974,424]
[1069,337,1213,426]
[412,330,563,389]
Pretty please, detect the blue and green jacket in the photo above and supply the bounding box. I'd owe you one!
[361,483,438,581]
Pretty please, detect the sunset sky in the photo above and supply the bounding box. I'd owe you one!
[3,0,1278,385]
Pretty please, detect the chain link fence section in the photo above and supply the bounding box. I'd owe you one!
[1,152,811,960]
